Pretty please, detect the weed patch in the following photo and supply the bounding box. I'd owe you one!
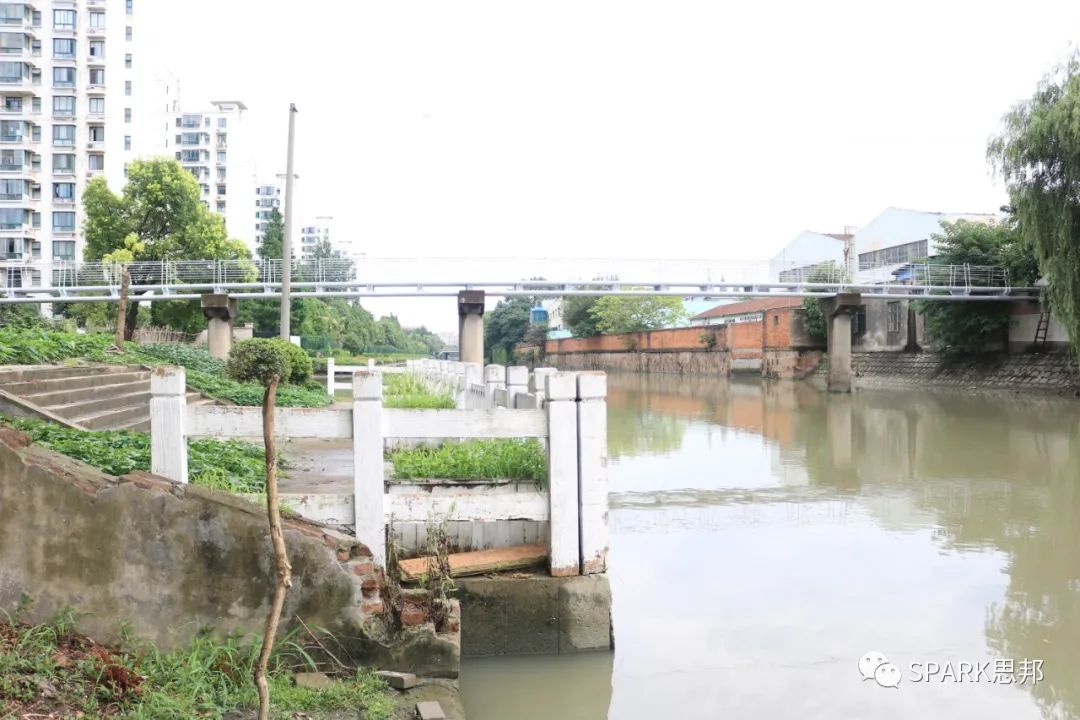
[383,374,455,409]
[389,438,547,483]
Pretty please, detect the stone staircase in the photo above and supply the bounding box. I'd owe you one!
[0,364,216,431]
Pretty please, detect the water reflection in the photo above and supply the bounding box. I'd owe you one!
[605,374,1080,720]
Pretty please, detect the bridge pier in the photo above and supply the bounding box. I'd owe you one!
[201,294,238,359]
[818,293,861,393]
[458,290,485,364]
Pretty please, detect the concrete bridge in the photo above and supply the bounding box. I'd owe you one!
[1,257,1040,393]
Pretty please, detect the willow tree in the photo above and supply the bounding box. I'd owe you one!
[989,55,1080,358]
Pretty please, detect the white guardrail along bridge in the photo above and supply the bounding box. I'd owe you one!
[0,257,1041,303]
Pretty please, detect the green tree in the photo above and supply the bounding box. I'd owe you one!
[82,160,251,339]
[563,296,601,337]
[485,297,532,360]
[256,207,284,260]
[801,261,847,343]
[989,55,1080,356]
[915,220,1037,354]
[590,295,687,334]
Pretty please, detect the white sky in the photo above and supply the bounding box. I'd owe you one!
[139,0,1080,332]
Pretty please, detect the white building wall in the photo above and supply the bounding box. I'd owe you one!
[0,0,133,293]
[253,179,281,251]
[768,231,846,282]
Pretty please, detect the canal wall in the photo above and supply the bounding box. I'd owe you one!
[848,350,1080,393]
[0,424,461,678]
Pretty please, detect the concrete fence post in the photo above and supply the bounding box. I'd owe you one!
[484,364,505,410]
[506,366,528,408]
[353,371,386,567]
[150,365,188,484]
[546,372,580,577]
[463,363,483,410]
[577,372,608,574]
[531,367,556,407]
[326,356,336,397]
[368,358,375,370]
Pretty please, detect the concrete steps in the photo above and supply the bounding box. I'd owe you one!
[0,363,217,431]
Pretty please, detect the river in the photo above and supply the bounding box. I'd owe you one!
[461,372,1080,719]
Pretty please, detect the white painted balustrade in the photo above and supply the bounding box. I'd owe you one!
[151,364,608,576]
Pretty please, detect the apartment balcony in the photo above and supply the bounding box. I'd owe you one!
[0,163,25,174]
[0,77,35,94]
[0,251,23,261]
[0,192,27,203]
[52,196,74,207]
[86,166,104,178]
[0,133,24,144]
[86,25,105,38]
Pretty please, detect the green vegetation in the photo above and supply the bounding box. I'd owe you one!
[591,295,687,334]
[915,221,1038,354]
[563,295,601,338]
[485,297,533,361]
[800,261,847,344]
[382,373,455,409]
[0,326,111,365]
[80,159,252,339]
[389,439,547,483]
[991,55,1080,358]
[1,416,269,494]
[0,607,394,720]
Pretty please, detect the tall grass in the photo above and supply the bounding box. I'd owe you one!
[389,438,547,484]
[383,373,455,409]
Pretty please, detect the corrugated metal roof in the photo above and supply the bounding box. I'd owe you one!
[691,296,802,320]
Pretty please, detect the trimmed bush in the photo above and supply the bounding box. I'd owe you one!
[268,339,312,384]
[227,338,291,386]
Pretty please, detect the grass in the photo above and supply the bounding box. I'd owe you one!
[90,343,331,408]
[0,606,395,720]
[382,373,455,409]
[0,326,112,365]
[389,438,547,484]
[1,416,271,494]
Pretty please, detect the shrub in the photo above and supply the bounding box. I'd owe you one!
[0,327,111,365]
[268,339,312,384]
[127,343,226,374]
[226,339,290,386]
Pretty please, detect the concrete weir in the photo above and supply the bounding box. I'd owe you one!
[456,574,613,657]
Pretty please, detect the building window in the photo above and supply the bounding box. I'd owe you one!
[124,135,131,151]
[886,302,902,333]
[858,239,929,271]
[88,96,104,114]
[216,168,225,181]
[852,306,867,336]
[52,153,74,173]
[29,125,38,142]
[126,0,133,14]
[30,96,39,113]
[0,206,23,229]
[218,117,226,128]
[52,38,75,58]
[52,211,75,232]
[124,80,131,95]
[52,95,75,116]
[52,124,75,146]
[125,26,132,41]
[216,151,226,163]
[89,67,104,85]
[88,125,104,143]
[88,12,104,28]
[53,182,75,201]
[0,178,23,200]
[0,119,20,141]
[0,148,22,168]
[0,60,20,82]
[179,150,199,163]
[124,107,131,123]
[3,96,20,112]
[52,9,75,30]
[124,53,132,68]
[216,184,225,195]
[89,40,104,58]
[0,32,24,53]
[30,210,38,228]
[52,240,75,260]
[52,67,76,87]
[88,154,104,170]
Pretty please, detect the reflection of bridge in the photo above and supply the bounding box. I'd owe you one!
[0,257,1040,303]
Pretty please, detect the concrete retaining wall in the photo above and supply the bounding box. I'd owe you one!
[0,426,460,677]
[851,350,1080,393]
[549,349,731,375]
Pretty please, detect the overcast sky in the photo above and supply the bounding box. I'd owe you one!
[139,0,1079,332]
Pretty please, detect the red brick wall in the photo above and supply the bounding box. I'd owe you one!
[546,325,726,354]
[764,308,795,349]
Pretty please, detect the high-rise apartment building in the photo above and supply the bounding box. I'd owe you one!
[0,0,135,290]
[171,100,256,252]
[253,179,280,251]
[299,215,335,258]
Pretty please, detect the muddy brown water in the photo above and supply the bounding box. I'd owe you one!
[461,373,1080,719]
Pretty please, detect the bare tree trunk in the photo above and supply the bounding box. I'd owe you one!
[115,269,130,351]
[123,295,139,342]
[255,375,291,720]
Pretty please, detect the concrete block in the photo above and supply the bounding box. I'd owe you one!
[558,575,613,653]
[416,700,447,719]
[375,670,418,690]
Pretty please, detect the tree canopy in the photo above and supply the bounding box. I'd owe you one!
[563,296,601,338]
[485,297,533,360]
[590,295,687,335]
[256,208,285,260]
[990,55,1080,355]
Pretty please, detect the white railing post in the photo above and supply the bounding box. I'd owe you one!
[484,364,505,410]
[577,372,608,574]
[531,367,556,407]
[353,370,386,567]
[506,366,528,408]
[368,358,375,370]
[463,362,482,410]
[150,366,188,484]
[546,372,580,576]
[326,356,335,397]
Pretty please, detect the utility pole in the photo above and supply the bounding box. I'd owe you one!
[279,103,298,340]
